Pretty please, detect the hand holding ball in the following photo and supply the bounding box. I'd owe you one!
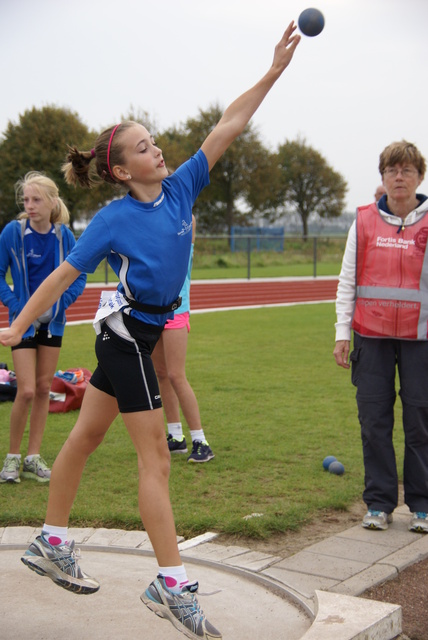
[298,8,325,37]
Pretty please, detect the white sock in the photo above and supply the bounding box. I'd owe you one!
[7,453,21,460]
[167,422,184,439]
[190,429,206,443]
[24,454,37,464]
[158,565,189,593]
[42,524,68,546]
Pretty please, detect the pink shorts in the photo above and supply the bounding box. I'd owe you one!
[164,311,190,332]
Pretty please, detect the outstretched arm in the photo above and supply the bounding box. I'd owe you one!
[0,261,81,347]
[201,21,300,170]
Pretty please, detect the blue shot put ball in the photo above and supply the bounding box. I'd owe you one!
[329,461,345,476]
[322,455,336,471]
[298,8,325,37]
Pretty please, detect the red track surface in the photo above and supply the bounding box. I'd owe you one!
[0,279,338,329]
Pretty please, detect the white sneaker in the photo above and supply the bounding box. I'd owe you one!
[21,455,50,482]
[0,456,21,483]
[409,512,428,533]
[362,510,393,530]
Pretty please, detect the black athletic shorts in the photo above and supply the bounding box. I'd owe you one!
[12,329,62,351]
[90,314,164,413]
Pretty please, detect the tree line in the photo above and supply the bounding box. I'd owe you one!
[0,105,347,238]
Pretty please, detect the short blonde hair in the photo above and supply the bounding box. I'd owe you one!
[379,141,426,179]
[15,171,70,224]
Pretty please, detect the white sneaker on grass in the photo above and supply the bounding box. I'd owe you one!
[21,455,50,482]
[0,455,21,483]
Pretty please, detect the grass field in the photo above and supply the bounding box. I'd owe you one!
[0,303,405,539]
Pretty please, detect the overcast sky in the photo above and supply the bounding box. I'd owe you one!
[1,0,427,213]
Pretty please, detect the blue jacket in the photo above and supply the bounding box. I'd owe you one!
[0,219,86,339]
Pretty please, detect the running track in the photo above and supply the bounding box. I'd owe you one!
[0,278,339,329]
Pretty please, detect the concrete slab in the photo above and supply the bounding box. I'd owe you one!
[81,527,135,546]
[330,563,399,597]
[271,550,369,581]
[178,531,219,550]
[68,527,97,544]
[304,535,396,563]
[299,591,401,640]
[378,535,428,572]
[107,530,152,549]
[337,522,423,548]
[222,550,282,572]
[261,564,339,599]
[1,525,37,545]
[179,541,251,562]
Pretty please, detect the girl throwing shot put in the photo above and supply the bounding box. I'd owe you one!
[1,22,300,639]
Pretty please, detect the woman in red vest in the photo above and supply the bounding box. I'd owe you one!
[334,141,428,533]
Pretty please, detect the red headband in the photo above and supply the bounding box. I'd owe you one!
[107,124,121,180]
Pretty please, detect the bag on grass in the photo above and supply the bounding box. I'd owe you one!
[0,364,17,402]
[49,368,92,413]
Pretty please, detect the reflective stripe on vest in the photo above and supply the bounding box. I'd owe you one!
[352,203,428,339]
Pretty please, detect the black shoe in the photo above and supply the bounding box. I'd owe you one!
[167,434,188,454]
[187,441,215,463]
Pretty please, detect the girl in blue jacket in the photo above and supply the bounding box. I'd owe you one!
[0,172,86,484]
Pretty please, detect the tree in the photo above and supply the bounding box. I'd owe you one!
[157,104,272,234]
[120,106,159,138]
[0,106,112,230]
[272,138,348,239]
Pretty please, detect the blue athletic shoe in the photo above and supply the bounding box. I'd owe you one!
[21,535,100,594]
[167,434,188,454]
[187,441,215,464]
[141,575,222,639]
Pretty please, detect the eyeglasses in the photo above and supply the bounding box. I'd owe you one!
[383,167,418,178]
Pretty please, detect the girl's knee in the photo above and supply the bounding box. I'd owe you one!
[16,387,35,404]
[67,429,105,456]
[35,379,53,396]
[139,445,171,477]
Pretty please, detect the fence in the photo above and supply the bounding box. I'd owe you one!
[231,227,284,252]
[93,234,347,283]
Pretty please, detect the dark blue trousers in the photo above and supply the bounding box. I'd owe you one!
[351,334,428,514]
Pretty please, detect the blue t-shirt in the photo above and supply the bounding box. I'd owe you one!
[67,150,209,326]
[24,221,56,295]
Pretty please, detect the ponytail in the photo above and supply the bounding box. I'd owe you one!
[62,147,95,188]
[62,121,137,189]
[51,196,70,224]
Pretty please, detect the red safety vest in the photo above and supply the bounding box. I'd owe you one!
[352,203,428,339]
